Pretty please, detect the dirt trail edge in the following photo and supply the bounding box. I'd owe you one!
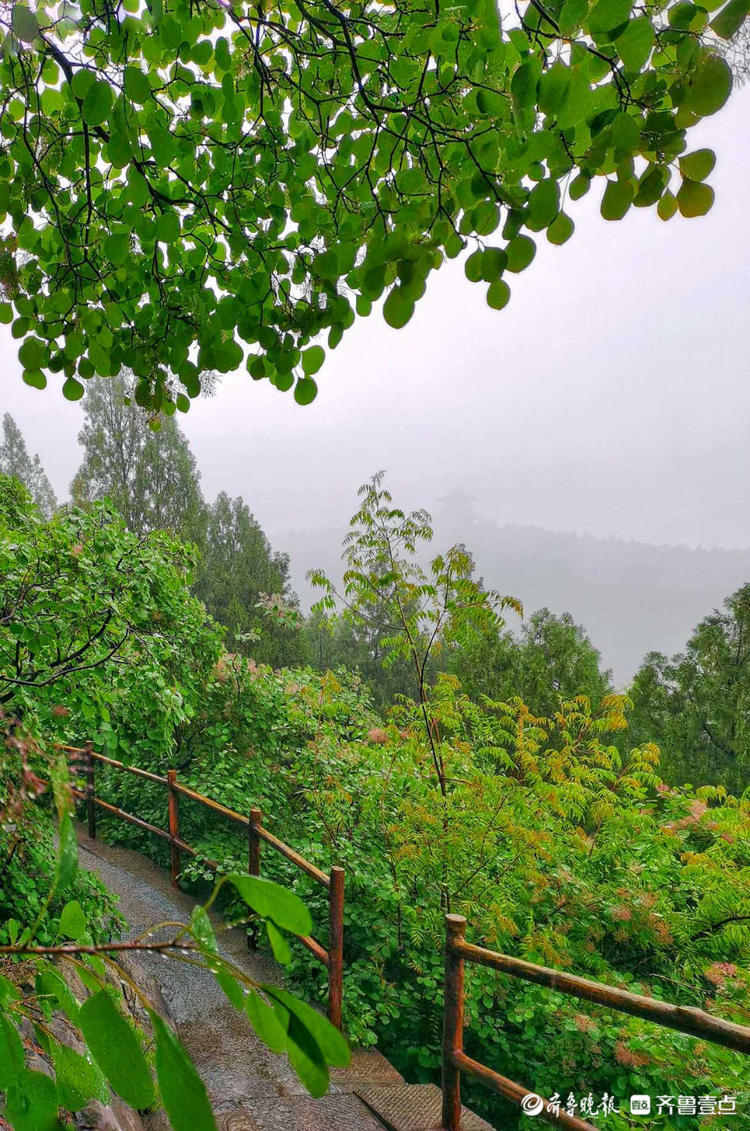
[77,830,394,1131]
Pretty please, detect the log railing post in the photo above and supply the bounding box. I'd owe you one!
[328,866,345,1030]
[85,742,96,840]
[442,914,466,1131]
[247,807,263,949]
[167,770,181,887]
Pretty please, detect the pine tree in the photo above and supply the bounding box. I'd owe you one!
[0,414,57,518]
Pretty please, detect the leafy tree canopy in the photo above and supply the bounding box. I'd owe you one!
[0,0,742,410]
[629,582,750,795]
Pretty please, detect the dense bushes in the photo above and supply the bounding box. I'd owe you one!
[101,659,750,1129]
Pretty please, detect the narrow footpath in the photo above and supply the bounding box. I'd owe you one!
[77,831,492,1131]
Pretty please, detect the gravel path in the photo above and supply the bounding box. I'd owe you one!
[77,831,390,1131]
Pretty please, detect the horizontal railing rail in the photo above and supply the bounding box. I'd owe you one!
[442,914,750,1131]
[59,743,344,1029]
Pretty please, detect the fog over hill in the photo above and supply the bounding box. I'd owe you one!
[277,494,750,687]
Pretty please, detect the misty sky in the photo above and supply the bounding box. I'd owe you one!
[2,86,749,555]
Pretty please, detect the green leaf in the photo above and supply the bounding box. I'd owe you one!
[284,1012,329,1097]
[0,302,12,324]
[538,62,571,115]
[215,969,245,1009]
[11,5,39,41]
[227,874,312,936]
[55,812,78,893]
[679,149,716,182]
[559,0,589,32]
[190,906,218,953]
[266,919,292,963]
[22,370,48,390]
[263,985,350,1068]
[245,991,288,1053]
[149,1011,217,1131]
[464,250,484,283]
[677,179,714,217]
[82,81,113,127]
[0,1014,25,1088]
[480,248,507,282]
[383,287,415,329]
[505,235,536,273]
[18,337,48,370]
[63,377,85,401]
[4,1070,61,1131]
[614,18,654,70]
[657,190,678,221]
[294,378,318,405]
[588,0,633,33]
[104,232,131,265]
[155,212,181,244]
[486,280,511,310]
[301,346,325,375]
[601,179,634,220]
[52,1041,108,1110]
[547,212,575,245]
[58,900,87,940]
[78,990,155,1108]
[35,963,80,1025]
[124,66,152,103]
[710,0,749,38]
[683,54,733,117]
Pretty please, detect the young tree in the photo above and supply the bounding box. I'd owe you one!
[0,0,740,410]
[71,374,205,542]
[629,583,750,794]
[195,492,305,667]
[0,414,57,518]
[310,472,521,800]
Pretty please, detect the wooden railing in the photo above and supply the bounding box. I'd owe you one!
[442,914,750,1131]
[61,744,345,1029]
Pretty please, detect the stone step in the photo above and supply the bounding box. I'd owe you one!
[331,1048,405,1093]
[356,1083,495,1131]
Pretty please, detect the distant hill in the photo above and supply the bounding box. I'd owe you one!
[273,508,750,686]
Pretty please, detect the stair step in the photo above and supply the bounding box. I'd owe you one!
[331,1048,405,1093]
[356,1083,494,1131]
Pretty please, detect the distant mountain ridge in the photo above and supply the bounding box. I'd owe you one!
[274,513,750,686]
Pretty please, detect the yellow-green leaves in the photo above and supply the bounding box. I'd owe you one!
[680,53,733,117]
[383,288,415,330]
[677,179,714,217]
[78,990,155,1108]
[0,1014,25,1089]
[679,149,716,182]
[601,179,634,220]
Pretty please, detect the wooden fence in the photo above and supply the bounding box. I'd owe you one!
[442,914,750,1131]
[62,743,344,1029]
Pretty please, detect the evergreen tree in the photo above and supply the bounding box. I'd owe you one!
[0,413,57,518]
[195,492,305,667]
[71,374,205,543]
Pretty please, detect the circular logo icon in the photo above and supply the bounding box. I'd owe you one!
[521,1094,545,1117]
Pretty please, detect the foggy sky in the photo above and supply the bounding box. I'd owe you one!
[2,86,749,556]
